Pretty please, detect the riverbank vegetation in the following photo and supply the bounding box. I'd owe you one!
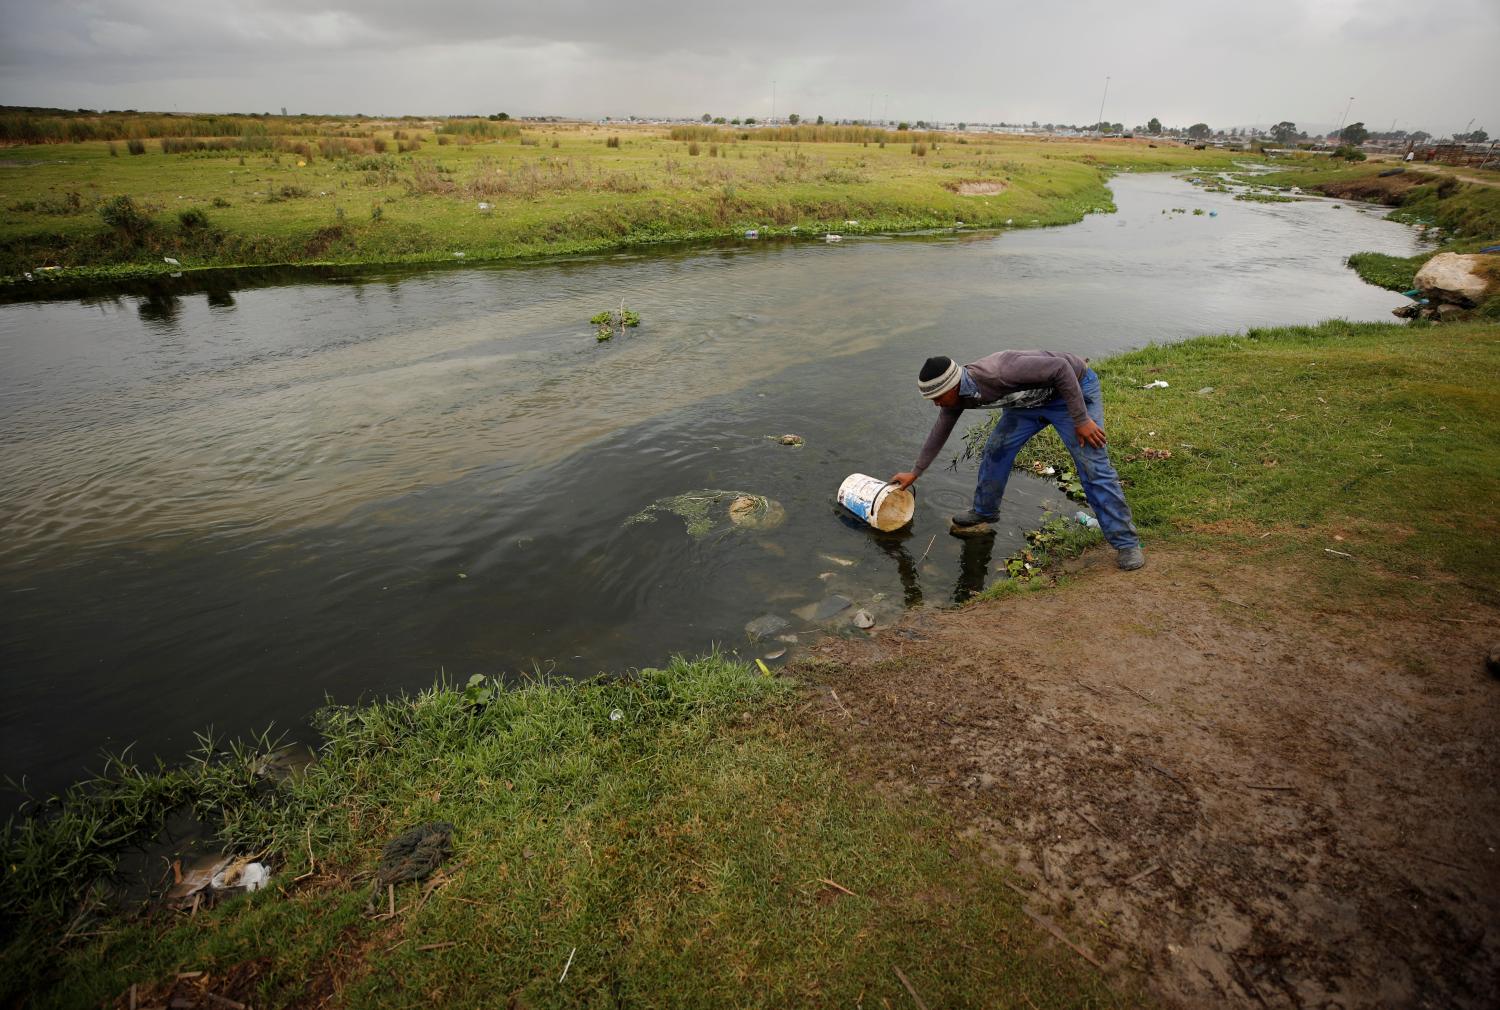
[966,318,1500,598]
[1,114,1252,285]
[1,655,1117,1008]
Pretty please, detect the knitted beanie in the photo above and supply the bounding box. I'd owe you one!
[917,356,960,399]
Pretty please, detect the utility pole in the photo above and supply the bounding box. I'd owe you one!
[771,80,776,126]
[1335,96,1354,139]
[1095,76,1110,136]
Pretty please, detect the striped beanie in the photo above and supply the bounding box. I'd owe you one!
[917,356,960,399]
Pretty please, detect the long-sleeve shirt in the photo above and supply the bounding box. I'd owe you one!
[911,350,1089,474]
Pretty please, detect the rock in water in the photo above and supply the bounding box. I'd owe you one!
[728,496,787,530]
[853,609,875,629]
[745,614,790,640]
[777,434,804,446]
[794,595,853,622]
[1414,252,1494,307]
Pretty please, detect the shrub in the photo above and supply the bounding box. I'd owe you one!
[606,135,620,149]
[371,204,384,221]
[688,141,701,156]
[108,142,118,157]
[98,195,151,238]
[126,138,146,155]
[177,208,211,230]
[551,137,560,149]
[372,137,387,153]
[211,197,231,208]
[437,134,451,145]
[1334,145,1366,162]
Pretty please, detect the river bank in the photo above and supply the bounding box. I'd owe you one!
[6,316,1496,1007]
[1,122,1250,287]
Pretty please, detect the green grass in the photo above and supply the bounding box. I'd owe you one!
[3,656,1122,1009]
[0,124,1253,285]
[958,319,1500,597]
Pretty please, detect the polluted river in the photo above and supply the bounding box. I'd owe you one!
[0,172,1424,799]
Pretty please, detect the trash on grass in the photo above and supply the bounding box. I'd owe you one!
[1075,512,1099,529]
[1141,380,1170,389]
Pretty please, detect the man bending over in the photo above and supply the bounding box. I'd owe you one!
[890,351,1145,571]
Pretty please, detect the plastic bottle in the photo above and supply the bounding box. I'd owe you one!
[1075,512,1099,529]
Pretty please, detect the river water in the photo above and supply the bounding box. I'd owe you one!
[0,173,1422,798]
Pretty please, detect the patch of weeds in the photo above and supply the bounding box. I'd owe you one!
[591,303,641,342]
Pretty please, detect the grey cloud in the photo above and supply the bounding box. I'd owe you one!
[0,0,1494,134]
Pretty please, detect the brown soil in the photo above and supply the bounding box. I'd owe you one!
[1311,174,1427,206]
[798,546,1500,1009]
[952,180,1007,196]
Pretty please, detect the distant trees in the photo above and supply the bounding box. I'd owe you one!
[816,115,824,125]
[788,113,800,124]
[897,121,910,131]
[1269,121,1298,143]
[1456,128,1488,143]
[744,117,756,125]
[1410,130,1430,143]
[1339,121,1369,145]
[712,117,726,124]
[1186,123,1211,139]
[701,113,711,122]
[1146,117,1162,134]
[957,122,966,131]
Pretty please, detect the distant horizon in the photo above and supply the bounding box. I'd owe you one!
[0,103,1474,142]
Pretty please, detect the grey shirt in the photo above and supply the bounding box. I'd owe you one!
[912,350,1089,474]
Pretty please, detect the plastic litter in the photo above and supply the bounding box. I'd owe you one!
[1197,386,1215,395]
[163,257,180,266]
[1075,512,1099,529]
[609,709,623,722]
[1142,380,1170,389]
[825,233,842,243]
[745,229,759,239]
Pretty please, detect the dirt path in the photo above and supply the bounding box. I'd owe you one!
[800,547,1500,1009]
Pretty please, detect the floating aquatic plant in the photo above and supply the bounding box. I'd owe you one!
[591,301,641,341]
[627,490,784,539]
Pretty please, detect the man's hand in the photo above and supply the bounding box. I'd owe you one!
[1075,418,1107,448]
[890,471,918,491]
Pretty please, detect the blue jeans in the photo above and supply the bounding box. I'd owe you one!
[973,369,1141,549]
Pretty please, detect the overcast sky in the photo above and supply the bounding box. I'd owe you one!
[1,0,1495,135]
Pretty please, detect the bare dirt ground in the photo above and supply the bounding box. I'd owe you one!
[799,546,1500,1009]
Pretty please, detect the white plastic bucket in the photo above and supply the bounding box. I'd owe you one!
[836,473,915,532]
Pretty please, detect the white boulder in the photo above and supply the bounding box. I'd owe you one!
[1414,253,1494,307]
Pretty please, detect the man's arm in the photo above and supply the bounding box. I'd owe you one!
[891,407,961,488]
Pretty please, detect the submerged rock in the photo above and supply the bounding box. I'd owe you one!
[853,609,876,629]
[745,614,790,640]
[728,495,787,530]
[794,595,853,622]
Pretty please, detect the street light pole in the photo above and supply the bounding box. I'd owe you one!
[1095,76,1110,136]
[1336,96,1354,139]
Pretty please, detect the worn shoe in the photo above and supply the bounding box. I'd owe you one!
[950,510,996,528]
[1116,546,1146,571]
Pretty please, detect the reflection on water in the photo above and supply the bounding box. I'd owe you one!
[0,173,1423,798]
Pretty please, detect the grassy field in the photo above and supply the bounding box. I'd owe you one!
[2,657,1122,1009]
[1,114,1253,284]
[961,318,1500,600]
